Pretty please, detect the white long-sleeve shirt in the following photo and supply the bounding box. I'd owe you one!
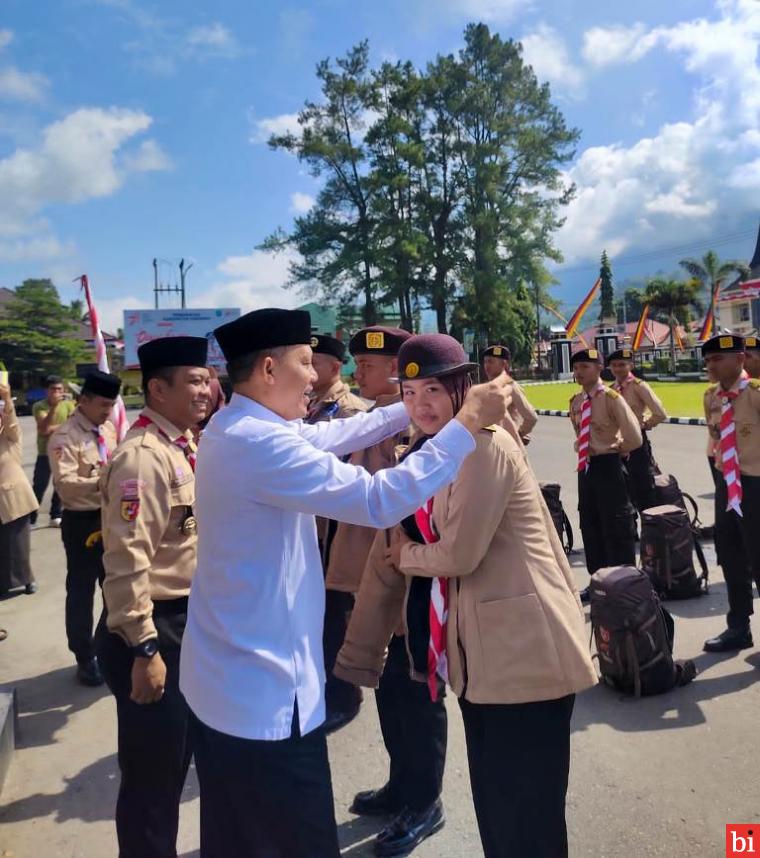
[180,392,475,740]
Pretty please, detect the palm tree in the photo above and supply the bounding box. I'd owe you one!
[644,277,701,374]
[679,250,750,331]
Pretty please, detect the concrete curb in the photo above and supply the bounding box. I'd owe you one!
[535,409,706,426]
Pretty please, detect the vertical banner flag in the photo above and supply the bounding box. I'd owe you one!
[541,304,590,347]
[76,275,129,441]
[673,324,685,351]
[631,304,650,351]
[699,304,715,342]
[565,278,601,338]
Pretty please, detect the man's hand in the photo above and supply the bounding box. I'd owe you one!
[384,527,413,569]
[455,375,512,437]
[48,389,63,407]
[130,652,167,704]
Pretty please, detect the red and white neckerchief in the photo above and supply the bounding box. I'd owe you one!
[415,498,448,702]
[132,414,197,471]
[612,373,636,393]
[719,377,749,516]
[93,426,111,465]
[576,384,604,473]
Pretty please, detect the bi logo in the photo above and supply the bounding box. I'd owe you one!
[728,826,758,856]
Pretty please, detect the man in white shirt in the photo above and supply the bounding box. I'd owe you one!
[180,308,511,858]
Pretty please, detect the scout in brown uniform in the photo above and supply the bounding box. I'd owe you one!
[607,348,667,512]
[743,335,760,379]
[95,336,210,858]
[50,370,120,686]
[336,333,597,858]
[306,333,367,423]
[569,349,642,602]
[702,334,760,653]
[481,343,538,443]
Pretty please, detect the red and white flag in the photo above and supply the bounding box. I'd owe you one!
[76,275,129,442]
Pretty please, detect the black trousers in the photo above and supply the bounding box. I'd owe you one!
[191,706,340,858]
[578,453,636,576]
[31,454,61,521]
[96,599,192,858]
[459,694,575,858]
[714,472,760,630]
[323,588,362,713]
[375,633,447,811]
[61,509,104,664]
[625,433,657,513]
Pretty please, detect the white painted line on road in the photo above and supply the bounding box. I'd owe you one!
[535,409,706,425]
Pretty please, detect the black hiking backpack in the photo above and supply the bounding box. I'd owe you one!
[540,482,574,554]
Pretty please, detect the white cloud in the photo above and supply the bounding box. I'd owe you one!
[0,66,49,102]
[521,24,585,98]
[557,0,760,265]
[581,23,656,67]
[185,23,239,58]
[189,249,303,313]
[0,107,170,261]
[0,29,13,51]
[249,112,301,144]
[0,235,75,263]
[123,139,173,172]
[290,192,315,214]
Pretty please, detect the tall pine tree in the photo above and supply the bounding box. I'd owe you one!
[598,250,615,323]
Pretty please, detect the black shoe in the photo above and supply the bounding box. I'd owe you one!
[76,657,104,687]
[24,582,38,595]
[323,702,360,736]
[350,783,403,817]
[374,800,445,856]
[579,586,591,605]
[703,628,753,653]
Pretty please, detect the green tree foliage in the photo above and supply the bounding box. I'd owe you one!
[0,279,89,377]
[679,249,750,314]
[598,250,615,322]
[644,277,701,374]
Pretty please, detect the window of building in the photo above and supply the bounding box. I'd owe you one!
[737,303,751,323]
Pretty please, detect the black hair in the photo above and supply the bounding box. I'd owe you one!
[227,346,286,385]
[46,375,63,386]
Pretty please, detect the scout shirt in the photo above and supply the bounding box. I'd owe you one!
[506,378,538,440]
[569,386,642,457]
[33,397,76,455]
[307,379,367,424]
[325,392,409,593]
[706,376,760,477]
[704,383,723,458]
[49,411,117,511]
[100,407,197,646]
[612,375,667,430]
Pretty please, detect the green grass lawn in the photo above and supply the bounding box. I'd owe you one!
[523,380,707,418]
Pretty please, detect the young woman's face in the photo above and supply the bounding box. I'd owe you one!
[401,377,456,435]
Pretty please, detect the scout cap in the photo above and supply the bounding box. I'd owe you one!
[82,369,121,400]
[606,348,634,365]
[396,334,478,381]
[570,348,603,366]
[744,335,760,351]
[701,334,745,356]
[482,344,511,360]
[349,326,411,357]
[310,333,346,362]
[214,309,312,363]
[138,336,208,372]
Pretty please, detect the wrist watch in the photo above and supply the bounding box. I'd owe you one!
[132,638,159,658]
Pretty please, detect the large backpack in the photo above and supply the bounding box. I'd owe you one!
[590,565,695,697]
[640,504,709,599]
[652,474,699,524]
[539,482,574,553]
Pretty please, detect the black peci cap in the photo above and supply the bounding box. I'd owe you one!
[215,308,312,363]
[396,334,477,381]
[701,334,745,356]
[82,369,121,400]
[606,348,634,365]
[570,348,603,366]
[745,335,760,351]
[349,326,412,357]
[138,336,208,373]
[310,333,346,362]
[482,344,511,361]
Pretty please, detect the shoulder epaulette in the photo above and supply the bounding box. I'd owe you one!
[138,428,160,449]
[749,379,760,390]
[633,378,643,385]
[481,424,498,433]
[705,383,718,393]
[604,387,620,399]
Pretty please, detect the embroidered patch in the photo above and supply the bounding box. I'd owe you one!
[588,348,598,359]
[719,336,734,349]
[493,346,502,356]
[405,361,420,378]
[120,499,140,522]
[171,470,193,488]
[366,332,385,349]
[120,478,145,499]
[746,336,758,348]
[310,336,319,348]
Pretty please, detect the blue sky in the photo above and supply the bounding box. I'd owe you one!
[0,0,759,332]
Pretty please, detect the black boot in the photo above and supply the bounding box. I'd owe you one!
[703,627,753,653]
[350,783,403,817]
[76,657,104,687]
[374,799,445,856]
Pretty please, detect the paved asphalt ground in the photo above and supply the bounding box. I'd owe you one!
[1,412,759,857]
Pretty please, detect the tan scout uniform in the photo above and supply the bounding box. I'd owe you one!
[569,387,642,456]
[308,379,367,424]
[50,411,117,510]
[100,407,197,645]
[704,383,722,461]
[506,378,537,441]
[614,377,667,430]
[708,377,760,477]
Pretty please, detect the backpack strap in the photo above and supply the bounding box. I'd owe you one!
[563,511,574,553]
[692,533,710,593]
[625,631,642,698]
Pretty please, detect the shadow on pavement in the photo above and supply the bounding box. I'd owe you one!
[338,815,385,856]
[661,582,729,621]
[10,666,108,749]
